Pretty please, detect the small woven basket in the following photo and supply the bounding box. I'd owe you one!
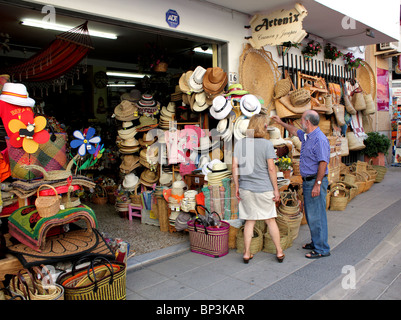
[290,88,311,107]
[329,183,349,211]
[236,226,263,255]
[35,184,60,218]
[92,185,108,205]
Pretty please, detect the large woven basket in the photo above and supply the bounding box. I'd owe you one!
[352,91,366,111]
[35,184,60,218]
[276,207,303,240]
[372,165,387,182]
[290,88,311,107]
[236,226,263,255]
[262,221,293,254]
[92,185,108,205]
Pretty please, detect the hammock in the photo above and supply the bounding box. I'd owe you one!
[0,21,93,85]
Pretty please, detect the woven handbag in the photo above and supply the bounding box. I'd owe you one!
[35,184,61,218]
[235,226,263,255]
[187,205,230,258]
[57,256,126,300]
[6,133,67,181]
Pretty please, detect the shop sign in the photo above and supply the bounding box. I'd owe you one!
[248,3,308,49]
[166,9,180,28]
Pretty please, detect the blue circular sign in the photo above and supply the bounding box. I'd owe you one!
[166,9,180,28]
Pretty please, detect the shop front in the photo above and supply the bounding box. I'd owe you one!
[0,0,399,300]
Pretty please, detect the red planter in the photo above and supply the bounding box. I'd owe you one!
[364,152,385,166]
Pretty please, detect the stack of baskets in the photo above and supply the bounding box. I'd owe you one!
[275,190,303,241]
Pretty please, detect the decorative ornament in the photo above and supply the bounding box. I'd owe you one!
[8,113,50,153]
[70,127,101,157]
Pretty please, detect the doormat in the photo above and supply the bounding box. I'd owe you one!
[7,228,114,268]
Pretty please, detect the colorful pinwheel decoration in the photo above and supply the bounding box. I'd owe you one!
[70,127,101,157]
[8,113,50,153]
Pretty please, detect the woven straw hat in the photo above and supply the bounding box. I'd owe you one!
[269,127,287,146]
[203,67,228,95]
[179,71,192,94]
[121,89,141,102]
[193,136,219,152]
[233,115,249,140]
[140,169,159,186]
[191,92,209,112]
[114,100,139,121]
[139,131,157,147]
[120,155,140,173]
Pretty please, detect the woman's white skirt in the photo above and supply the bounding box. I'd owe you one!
[238,188,277,220]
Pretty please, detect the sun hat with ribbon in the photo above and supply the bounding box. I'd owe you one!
[193,136,219,152]
[240,94,261,118]
[139,131,157,147]
[0,83,35,107]
[189,66,206,92]
[203,67,228,95]
[202,159,222,179]
[224,83,249,97]
[210,95,232,120]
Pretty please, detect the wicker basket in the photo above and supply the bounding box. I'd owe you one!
[352,91,366,111]
[276,207,303,240]
[262,221,293,254]
[92,185,108,205]
[290,88,311,107]
[372,165,387,182]
[236,226,263,255]
[329,183,349,211]
[35,184,61,218]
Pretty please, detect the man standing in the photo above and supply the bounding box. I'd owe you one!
[271,110,331,259]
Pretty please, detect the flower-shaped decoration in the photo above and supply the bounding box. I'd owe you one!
[301,40,322,59]
[8,112,50,153]
[70,127,101,157]
[276,156,292,171]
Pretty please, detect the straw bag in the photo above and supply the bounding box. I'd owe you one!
[129,185,142,206]
[57,255,126,300]
[236,226,263,255]
[352,89,366,111]
[187,205,230,258]
[329,183,349,211]
[288,75,311,107]
[346,131,365,151]
[363,94,375,115]
[273,77,291,100]
[35,184,61,218]
[333,104,345,126]
[344,95,356,115]
[10,266,64,300]
[263,221,293,254]
[339,136,349,157]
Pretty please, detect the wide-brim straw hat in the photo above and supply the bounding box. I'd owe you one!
[0,83,35,107]
[193,136,219,152]
[120,137,139,147]
[203,67,228,95]
[233,115,249,140]
[240,94,261,118]
[140,169,159,186]
[138,131,157,147]
[119,145,141,154]
[161,106,175,118]
[191,92,209,112]
[114,100,139,121]
[179,71,192,94]
[122,173,140,190]
[269,127,287,146]
[135,116,158,130]
[210,95,232,120]
[159,171,173,186]
[120,155,140,171]
[189,66,206,93]
[121,89,142,102]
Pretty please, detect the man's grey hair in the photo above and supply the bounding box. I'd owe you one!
[304,111,320,126]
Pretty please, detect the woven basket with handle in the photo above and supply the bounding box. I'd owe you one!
[35,184,60,218]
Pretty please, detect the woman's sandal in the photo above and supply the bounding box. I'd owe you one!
[243,254,254,264]
[305,251,331,259]
[276,254,285,263]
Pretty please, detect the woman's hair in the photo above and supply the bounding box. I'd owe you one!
[246,114,269,138]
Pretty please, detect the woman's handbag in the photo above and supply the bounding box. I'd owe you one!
[187,204,230,258]
[6,132,68,180]
[57,255,126,300]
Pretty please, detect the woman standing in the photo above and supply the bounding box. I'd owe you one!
[232,114,284,263]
